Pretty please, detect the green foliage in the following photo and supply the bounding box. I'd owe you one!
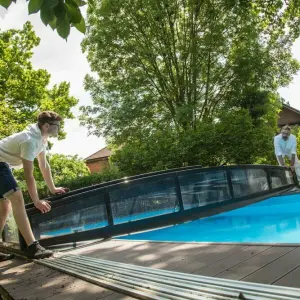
[111,106,280,176]
[14,153,90,203]
[0,0,87,39]
[18,164,123,204]
[57,165,123,191]
[14,153,90,183]
[80,0,299,142]
[0,22,78,139]
[80,0,299,175]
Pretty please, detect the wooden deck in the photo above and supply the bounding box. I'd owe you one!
[66,240,300,288]
[2,239,300,299]
[0,258,136,300]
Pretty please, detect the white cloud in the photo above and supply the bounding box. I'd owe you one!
[0,0,104,158]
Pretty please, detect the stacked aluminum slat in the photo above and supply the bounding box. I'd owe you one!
[38,254,300,300]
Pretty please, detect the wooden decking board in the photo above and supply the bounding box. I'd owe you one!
[0,260,47,288]
[156,242,226,257]
[272,265,300,288]
[98,293,140,300]
[168,245,248,273]
[12,275,94,299]
[68,240,146,259]
[70,240,225,259]
[157,244,231,271]
[11,268,58,292]
[89,242,173,263]
[4,270,58,296]
[125,244,231,270]
[0,259,134,300]
[132,244,232,270]
[216,246,296,280]
[3,240,300,298]
[241,247,300,284]
[192,245,271,276]
[36,281,115,300]
[68,240,300,289]
[77,242,233,270]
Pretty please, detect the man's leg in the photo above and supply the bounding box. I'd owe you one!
[6,190,53,259]
[0,199,15,261]
[295,165,300,183]
[0,199,11,238]
[0,162,52,259]
[6,190,35,246]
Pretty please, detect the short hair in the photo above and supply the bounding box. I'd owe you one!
[37,111,62,126]
[281,125,291,132]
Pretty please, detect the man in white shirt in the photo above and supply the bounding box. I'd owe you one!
[274,125,300,180]
[0,111,68,261]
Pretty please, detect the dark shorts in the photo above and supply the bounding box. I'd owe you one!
[0,162,19,200]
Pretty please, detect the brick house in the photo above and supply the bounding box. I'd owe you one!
[84,147,112,174]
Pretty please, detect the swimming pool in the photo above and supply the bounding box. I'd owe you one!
[119,193,300,243]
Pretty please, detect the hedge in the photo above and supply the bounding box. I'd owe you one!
[20,167,124,204]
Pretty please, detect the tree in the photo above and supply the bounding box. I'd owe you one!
[14,154,90,183]
[0,0,87,39]
[44,154,90,182]
[80,0,299,140]
[14,154,124,204]
[14,153,91,202]
[79,0,300,174]
[111,108,278,175]
[0,22,78,139]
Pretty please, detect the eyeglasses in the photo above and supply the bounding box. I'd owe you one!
[48,122,60,129]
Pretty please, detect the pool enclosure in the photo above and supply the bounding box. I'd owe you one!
[0,165,297,250]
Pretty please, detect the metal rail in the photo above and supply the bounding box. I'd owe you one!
[1,164,297,249]
[38,254,300,300]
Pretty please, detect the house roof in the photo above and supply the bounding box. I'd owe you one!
[85,147,112,161]
[278,103,300,126]
[283,103,300,114]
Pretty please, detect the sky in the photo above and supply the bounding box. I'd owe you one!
[0,1,300,159]
[0,0,105,159]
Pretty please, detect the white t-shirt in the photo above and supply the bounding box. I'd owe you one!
[0,124,47,169]
[274,133,299,165]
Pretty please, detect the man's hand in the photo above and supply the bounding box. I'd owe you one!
[290,166,295,172]
[51,187,69,195]
[34,200,51,214]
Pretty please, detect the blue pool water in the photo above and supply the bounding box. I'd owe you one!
[119,194,300,243]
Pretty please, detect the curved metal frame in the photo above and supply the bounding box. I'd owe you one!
[1,164,297,250]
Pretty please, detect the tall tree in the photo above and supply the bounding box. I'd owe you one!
[0,22,78,139]
[80,0,300,173]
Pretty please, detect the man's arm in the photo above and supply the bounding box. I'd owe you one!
[37,151,55,193]
[290,137,297,171]
[37,152,68,195]
[274,137,285,166]
[22,158,51,213]
[277,155,285,166]
[290,154,296,167]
